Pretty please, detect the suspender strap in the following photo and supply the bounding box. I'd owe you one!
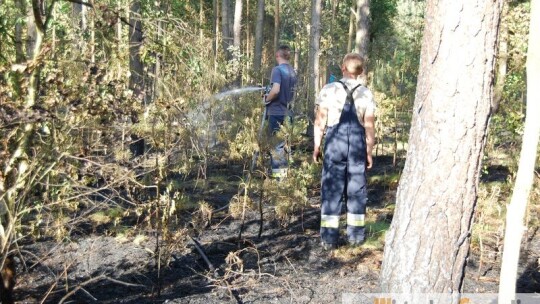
[337,81,362,105]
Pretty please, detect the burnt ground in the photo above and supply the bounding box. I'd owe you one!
[12,155,540,303]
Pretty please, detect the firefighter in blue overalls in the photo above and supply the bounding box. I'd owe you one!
[313,53,376,249]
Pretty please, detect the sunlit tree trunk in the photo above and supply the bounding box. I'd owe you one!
[245,0,251,81]
[253,0,264,73]
[233,0,242,85]
[380,0,503,301]
[308,0,321,126]
[274,0,280,51]
[498,1,540,303]
[233,0,242,50]
[347,7,355,53]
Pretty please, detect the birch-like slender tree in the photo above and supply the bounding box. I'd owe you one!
[233,0,242,85]
[498,1,540,302]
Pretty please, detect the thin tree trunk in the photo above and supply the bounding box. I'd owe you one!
[129,0,144,98]
[307,0,321,130]
[129,0,145,156]
[221,0,232,60]
[253,0,264,72]
[213,0,219,61]
[71,0,87,53]
[493,0,509,113]
[233,0,242,85]
[245,0,251,81]
[15,0,26,63]
[26,5,37,60]
[89,1,95,63]
[380,0,503,301]
[347,8,355,53]
[274,0,280,51]
[498,1,540,303]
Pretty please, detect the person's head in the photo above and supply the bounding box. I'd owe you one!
[341,53,364,77]
[276,45,291,62]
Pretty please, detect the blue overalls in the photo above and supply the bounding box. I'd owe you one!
[320,81,368,245]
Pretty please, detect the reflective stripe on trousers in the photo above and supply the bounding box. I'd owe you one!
[268,115,289,177]
[320,101,367,245]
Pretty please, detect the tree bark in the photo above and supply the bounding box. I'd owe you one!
[493,0,509,113]
[14,0,26,63]
[498,0,540,302]
[233,0,242,49]
[347,8,355,53]
[253,0,264,73]
[221,0,232,60]
[355,0,370,58]
[128,0,145,156]
[380,0,503,300]
[274,0,280,51]
[129,0,144,99]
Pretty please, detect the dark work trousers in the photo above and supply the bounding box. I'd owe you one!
[320,97,367,245]
[268,114,289,178]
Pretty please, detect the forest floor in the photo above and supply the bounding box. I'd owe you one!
[13,151,540,303]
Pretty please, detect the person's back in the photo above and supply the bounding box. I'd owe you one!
[313,53,376,249]
[266,46,297,117]
[265,45,297,179]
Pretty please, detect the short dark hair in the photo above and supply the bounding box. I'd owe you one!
[277,45,291,61]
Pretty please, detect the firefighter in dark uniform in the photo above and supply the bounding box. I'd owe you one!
[313,53,376,249]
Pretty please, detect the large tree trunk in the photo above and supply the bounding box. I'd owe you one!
[274,0,280,51]
[498,1,540,302]
[221,0,232,60]
[253,0,264,73]
[380,0,503,300]
[354,0,370,58]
